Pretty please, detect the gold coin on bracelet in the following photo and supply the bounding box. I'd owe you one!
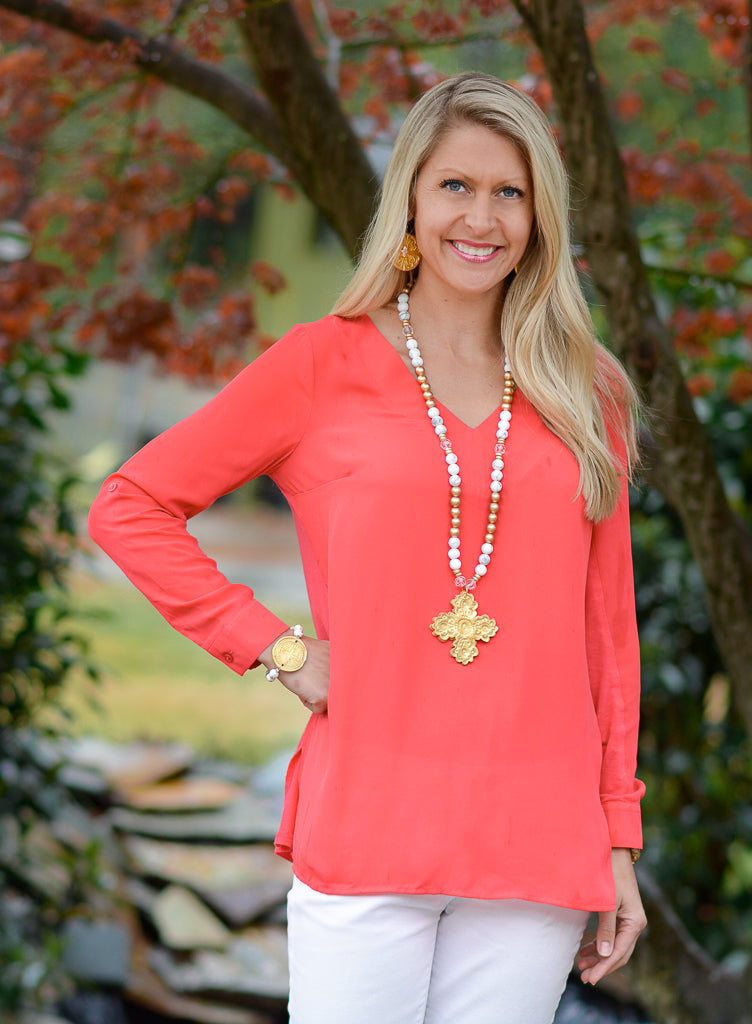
[271,635,308,673]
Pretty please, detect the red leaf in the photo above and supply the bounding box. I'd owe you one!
[661,68,692,94]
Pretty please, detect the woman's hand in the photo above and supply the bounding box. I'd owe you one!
[577,848,647,985]
[258,631,330,714]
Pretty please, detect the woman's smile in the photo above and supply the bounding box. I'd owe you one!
[449,240,502,262]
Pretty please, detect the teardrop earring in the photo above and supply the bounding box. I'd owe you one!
[393,233,421,272]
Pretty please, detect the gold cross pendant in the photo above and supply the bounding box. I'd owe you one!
[430,591,498,664]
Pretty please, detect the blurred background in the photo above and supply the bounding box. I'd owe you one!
[1,2,751,1022]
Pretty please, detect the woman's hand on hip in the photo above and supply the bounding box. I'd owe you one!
[258,632,330,714]
[577,848,647,986]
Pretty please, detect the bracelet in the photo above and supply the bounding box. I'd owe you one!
[630,848,641,864]
[266,625,306,681]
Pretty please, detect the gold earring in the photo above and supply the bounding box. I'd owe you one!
[393,233,421,272]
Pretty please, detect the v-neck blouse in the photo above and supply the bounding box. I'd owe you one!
[89,314,644,911]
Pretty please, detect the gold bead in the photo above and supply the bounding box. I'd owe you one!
[487,523,496,533]
[450,527,460,536]
[424,390,433,400]
[451,487,461,496]
[485,534,495,544]
[420,382,430,392]
[488,512,498,523]
[450,497,460,507]
[426,398,435,407]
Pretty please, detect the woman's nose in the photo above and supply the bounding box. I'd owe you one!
[463,195,495,235]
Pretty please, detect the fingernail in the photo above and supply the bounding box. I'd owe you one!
[598,941,612,956]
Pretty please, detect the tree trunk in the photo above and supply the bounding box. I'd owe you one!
[624,867,752,1024]
[512,0,752,734]
[237,0,377,255]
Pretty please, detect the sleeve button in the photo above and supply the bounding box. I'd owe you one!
[107,482,118,492]
[223,651,234,663]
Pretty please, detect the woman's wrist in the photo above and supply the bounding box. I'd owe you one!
[613,847,641,865]
[260,625,307,680]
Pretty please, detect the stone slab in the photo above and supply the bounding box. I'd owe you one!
[110,792,278,843]
[121,836,290,891]
[149,925,289,1008]
[116,776,244,812]
[61,918,132,985]
[62,737,194,789]
[151,885,232,950]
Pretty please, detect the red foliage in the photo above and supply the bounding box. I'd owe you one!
[728,368,752,403]
[175,266,222,308]
[0,260,65,357]
[661,68,692,93]
[251,262,287,296]
[79,287,177,360]
[616,90,643,120]
[697,0,749,67]
[627,36,662,55]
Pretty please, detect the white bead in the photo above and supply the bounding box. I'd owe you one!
[435,424,447,435]
[445,453,458,464]
[398,311,410,321]
[474,563,488,576]
[499,410,512,422]
[266,667,280,681]
[407,338,419,350]
[493,459,504,469]
[490,481,502,492]
[448,548,461,560]
[449,558,462,571]
[449,537,460,548]
[478,553,491,565]
[449,475,461,486]
[292,624,304,637]
[497,429,508,440]
[428,407,441,419]
[491,469,502,481]
[411,356,423,367]
[481,543,493,554]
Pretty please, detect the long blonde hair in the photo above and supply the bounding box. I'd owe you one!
[333,72,639,521]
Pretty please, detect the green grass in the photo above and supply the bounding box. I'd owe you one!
[42,572,310,764]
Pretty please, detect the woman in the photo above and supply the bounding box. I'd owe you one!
[90,72,646,1023]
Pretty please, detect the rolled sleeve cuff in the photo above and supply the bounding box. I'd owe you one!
[205,600,289,675]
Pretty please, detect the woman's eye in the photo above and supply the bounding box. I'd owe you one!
[440,179,466,193]
[499,186,523,199]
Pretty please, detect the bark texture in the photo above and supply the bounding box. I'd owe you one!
[236,0,377,255]
[512,0,752,734]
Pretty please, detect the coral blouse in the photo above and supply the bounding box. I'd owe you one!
[89,314,644,911]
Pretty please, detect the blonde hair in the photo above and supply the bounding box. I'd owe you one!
[333,72,639,521]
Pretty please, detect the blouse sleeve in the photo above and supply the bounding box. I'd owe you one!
[88,324,315,675]
[585,472,645,849]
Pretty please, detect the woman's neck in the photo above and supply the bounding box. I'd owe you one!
[406,278,506,363]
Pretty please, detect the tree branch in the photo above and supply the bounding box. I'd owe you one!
[237,0,377,255]
[0,0,297,173]
[512,0,752,733]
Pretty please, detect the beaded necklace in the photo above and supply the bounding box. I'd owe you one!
[397,289,516,665]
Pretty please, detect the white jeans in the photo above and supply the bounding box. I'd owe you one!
[287,877,589,1024]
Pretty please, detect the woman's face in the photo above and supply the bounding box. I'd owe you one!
[412,122,534,303]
